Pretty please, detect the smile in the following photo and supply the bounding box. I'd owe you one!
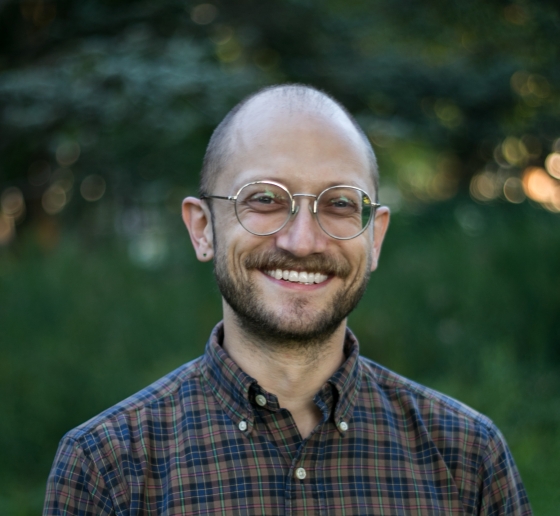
[263,269,329,285]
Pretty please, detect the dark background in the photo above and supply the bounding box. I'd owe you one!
[1,0,559,513]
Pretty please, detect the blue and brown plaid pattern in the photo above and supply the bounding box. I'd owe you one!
[44,323,532,515]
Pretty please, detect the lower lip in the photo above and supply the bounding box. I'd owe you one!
[259,270,332,290]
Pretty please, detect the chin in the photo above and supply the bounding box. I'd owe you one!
[226,290,353,348]
[234,309,345,348]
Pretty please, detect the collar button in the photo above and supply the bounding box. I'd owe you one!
[255,394,267,407]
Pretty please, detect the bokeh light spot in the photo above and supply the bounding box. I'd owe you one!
[1,187,26,221]
[502,137,528,166]
[510,71,551,104]
[522,167,560,206]
[545,153,560,179]
[493,144,512,168]
[527,74,550,99]
[191,4,218,25]
[470,172,500,201]
[42,185,67,214]
[80,174,106,202]
[503,177,525,204]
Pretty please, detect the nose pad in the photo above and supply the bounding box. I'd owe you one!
[291,200,314,215]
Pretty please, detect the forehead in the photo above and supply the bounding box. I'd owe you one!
[217,102,374,194]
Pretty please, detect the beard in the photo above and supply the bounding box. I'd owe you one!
[213,245,371,349]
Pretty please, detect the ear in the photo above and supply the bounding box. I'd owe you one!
[370,206,390,272]
[182,197,214,262]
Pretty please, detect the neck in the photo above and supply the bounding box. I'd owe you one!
[221,306,347,439]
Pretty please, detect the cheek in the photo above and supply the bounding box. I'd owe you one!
[214,226,268,273]
[212,205,241,235]
[346,240,371,272]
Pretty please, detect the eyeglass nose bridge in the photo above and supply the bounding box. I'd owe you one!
[290,193,319,215]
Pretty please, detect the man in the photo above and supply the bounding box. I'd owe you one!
[44,85,532,515]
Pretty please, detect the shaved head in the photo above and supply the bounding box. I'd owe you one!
[199,84,379,200]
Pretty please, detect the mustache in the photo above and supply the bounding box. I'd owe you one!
[243,249,351,279]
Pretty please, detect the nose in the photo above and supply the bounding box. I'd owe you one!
[274,197,329,256]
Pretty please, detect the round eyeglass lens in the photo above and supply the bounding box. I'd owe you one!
[316,186,374,239]
[235,182,292,236]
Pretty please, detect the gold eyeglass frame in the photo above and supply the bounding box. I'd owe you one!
[201,180,380,240]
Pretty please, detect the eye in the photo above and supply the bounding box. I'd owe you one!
[325,196,358,212]
[318,189,365,218]
[239,186,290,213]
[250,192,276,204]
[330,197,352,208]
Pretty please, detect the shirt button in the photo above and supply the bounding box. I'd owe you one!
[338,420,349,432]
[295,467,307,480]
[255,394,267,407]
[238,420,248,431]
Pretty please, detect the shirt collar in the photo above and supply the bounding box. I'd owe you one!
[200,321,362,436]
[328,327,362,428]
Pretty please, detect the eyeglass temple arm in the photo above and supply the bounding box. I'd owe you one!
[200,194,236,201]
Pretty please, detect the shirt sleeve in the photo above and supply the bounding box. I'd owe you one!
[478,428,533,516]
[43,435,114,516]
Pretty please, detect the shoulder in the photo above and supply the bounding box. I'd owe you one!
[45,357,209,511]
[358,355,499,444]
[356,356,532,512]
[63,356,205,449]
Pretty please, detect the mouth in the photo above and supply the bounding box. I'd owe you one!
[263,269,329,285]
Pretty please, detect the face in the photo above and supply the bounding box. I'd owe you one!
[190,103,389,348]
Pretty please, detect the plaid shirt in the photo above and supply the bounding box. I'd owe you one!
[44,323,532,515]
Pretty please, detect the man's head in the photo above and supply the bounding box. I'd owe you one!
[183,84,390,349]
[199,85,380,202]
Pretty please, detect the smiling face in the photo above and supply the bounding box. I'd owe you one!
[191,98,389,348]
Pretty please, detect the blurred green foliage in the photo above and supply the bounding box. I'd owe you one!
[1,0,560,514]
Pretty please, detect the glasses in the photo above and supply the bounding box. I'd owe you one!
[201,180,380,240]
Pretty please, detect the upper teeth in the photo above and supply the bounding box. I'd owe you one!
[264,269,328,284]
